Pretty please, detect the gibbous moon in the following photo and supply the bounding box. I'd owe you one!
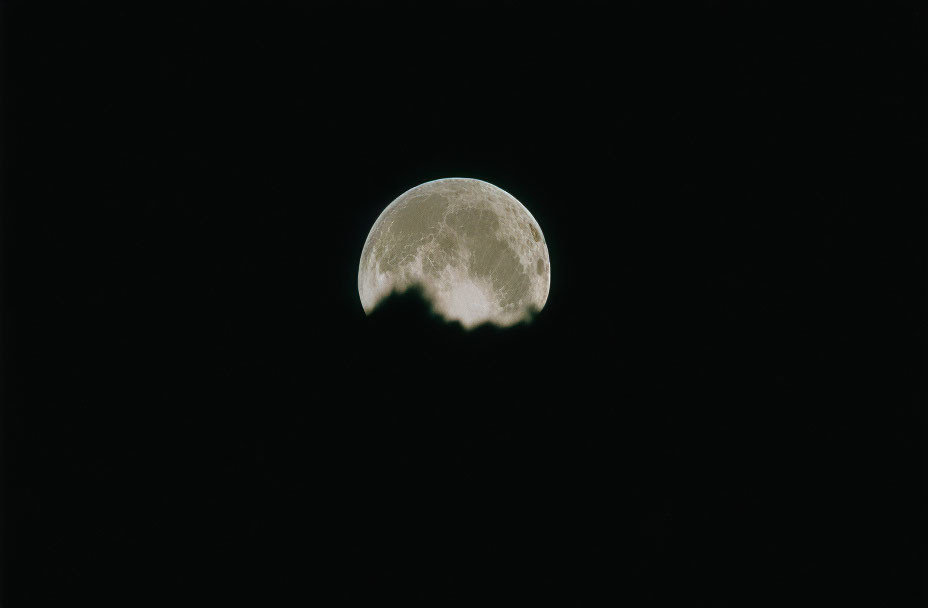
[359,178,550,329]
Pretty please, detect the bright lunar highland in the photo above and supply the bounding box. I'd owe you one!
[358,178,550,329]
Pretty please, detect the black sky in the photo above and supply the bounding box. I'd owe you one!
[2,2,926,605]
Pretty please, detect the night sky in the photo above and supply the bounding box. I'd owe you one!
[2,2,925,605]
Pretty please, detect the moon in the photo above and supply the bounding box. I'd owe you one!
[358,178,550,329]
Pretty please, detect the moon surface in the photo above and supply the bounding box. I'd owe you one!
[358,178,550,329]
